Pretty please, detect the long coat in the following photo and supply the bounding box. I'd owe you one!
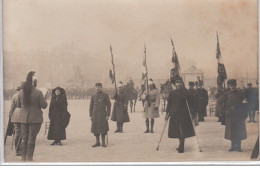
[89,91,111,135]
[141,89,160,118]
[219,89,248,141]
[187,88,199,126]
[47,88,67,140]
[196,88,208,117]
[18,88,48,123]
[245,87,257,111]
[9,92,22,123]
[166,87,195,139]
[111,90,130,123]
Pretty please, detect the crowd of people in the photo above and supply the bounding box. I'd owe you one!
[6,71,259,161]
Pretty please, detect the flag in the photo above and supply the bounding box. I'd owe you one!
[109,69,115,84]
[216,33,227,88]
[170,39,182,83]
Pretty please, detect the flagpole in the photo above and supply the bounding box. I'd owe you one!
[110,45,117,94]
[144,43,151,107]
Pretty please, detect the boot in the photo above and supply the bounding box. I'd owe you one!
[150,119,154,133]
[101,134,107,147]
[120,123,123,133]
[114,122,120,133]
[177,138,185,153]
[144,119,149,133]
[229,140,236,151]
[92,135,101,147]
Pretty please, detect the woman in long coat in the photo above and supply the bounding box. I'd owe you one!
[111,83,130,133]
[166,78,195,153]
[48,87,68,146]
[141,79,160,133]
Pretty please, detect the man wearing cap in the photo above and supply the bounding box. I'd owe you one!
[219,79,248,152]
[245,83,257,122]
[141,78,160,133]
[195,81,208,122]
[111,83,130,133]
[89,83,111,147]
[166,78,195,153]
[9,82,25,156]
[187,82,199,126]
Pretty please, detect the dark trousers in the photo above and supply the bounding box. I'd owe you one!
[231,139,241,150]
[21,123,42,161]
[248,108,256,122]
[13,123,21,153]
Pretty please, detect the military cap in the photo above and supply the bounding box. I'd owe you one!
[227,79,236,85]
[95,83,102,87]
[247,83,252,87]
[189,82,195,86]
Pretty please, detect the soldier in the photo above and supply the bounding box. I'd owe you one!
[9,82,25,156]
[245,83,257,122]
[219,79,248,152]
[195,81,209,122]
[141,79,160,133]
[187,82,199,126]
[18,72,48,161]
[111,83,130,133]
[166,78,195,153]
[89,83,111,147]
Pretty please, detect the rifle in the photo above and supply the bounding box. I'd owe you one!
[110,45,118,94]
[144,44,151,107]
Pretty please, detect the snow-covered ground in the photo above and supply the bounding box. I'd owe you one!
[3,99,259,164]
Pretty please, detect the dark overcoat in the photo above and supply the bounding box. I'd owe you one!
[47,88,68,140]
[245,87,257,111]
[111,90,130,123]
[219,89,248,141]
[166,87,195,139]
[89,91,111,135]
[196,88,208,117]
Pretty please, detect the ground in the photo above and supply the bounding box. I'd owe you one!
[2,99,259,164]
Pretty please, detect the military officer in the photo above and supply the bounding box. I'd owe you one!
[111,83,130,133]
[195,81,209,122]
[187,82,199,126]
[245,83,257,122]
[89,83,111,147]
[166,78,195,153]
[219,79,248,152]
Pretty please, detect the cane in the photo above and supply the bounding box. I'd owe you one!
[11,129,15,150]
[186,100,203,152]
[107,133,109,146]
[156,114,169,151]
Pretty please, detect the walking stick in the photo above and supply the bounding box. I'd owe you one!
[156,113,169,151]
[186,100,203,152]
[107,133,108,146]
[11,129,15,150]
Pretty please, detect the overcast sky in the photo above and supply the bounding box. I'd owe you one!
[2,0,258,87]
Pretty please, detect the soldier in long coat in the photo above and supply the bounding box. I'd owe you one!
[47,87,68,146]
[195,81,208,122]
[219,79,248,152]
[245,83,257,123]
[187,82,199,126]
[141,79,160,133]
[166,78,195,153]
[18,72,48,161]
[89,83,111,147]
[9,82,25,156]
[111,83,130,133]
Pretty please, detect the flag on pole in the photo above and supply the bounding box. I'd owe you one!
[170,38,182,83]
[216,32,227,88]
[109,69,115,84]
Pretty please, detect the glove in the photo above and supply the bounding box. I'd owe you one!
[154,107,158,111]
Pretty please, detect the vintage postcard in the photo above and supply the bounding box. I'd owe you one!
[0,0,259,165]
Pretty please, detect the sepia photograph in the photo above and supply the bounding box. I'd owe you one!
[0,0,259,165]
